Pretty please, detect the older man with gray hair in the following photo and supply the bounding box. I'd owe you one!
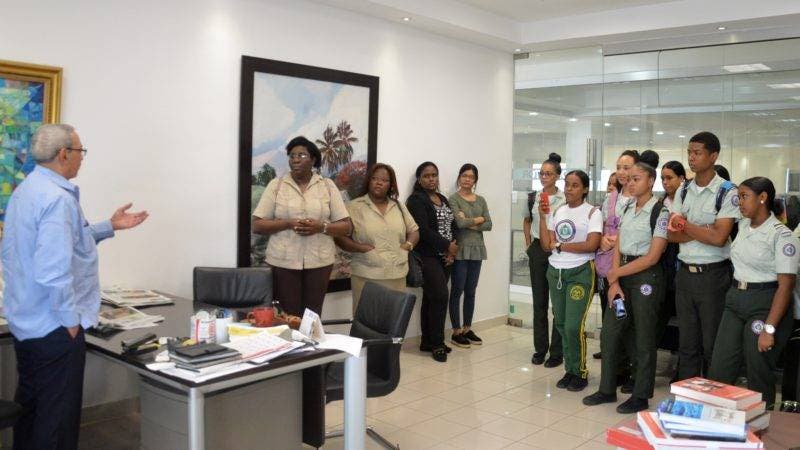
[2,124,147,449]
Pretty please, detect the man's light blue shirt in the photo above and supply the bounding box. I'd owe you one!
[2,165,114,341]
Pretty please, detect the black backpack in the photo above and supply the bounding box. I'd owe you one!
[527,190,538,220]
[679,179,739,241]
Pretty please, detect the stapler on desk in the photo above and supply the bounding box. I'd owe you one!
[121,333,159,355]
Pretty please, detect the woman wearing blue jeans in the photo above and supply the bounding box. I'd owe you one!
[448,164,492,347]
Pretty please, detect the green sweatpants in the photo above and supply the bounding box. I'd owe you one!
[599,265,664,399]
[546,261,595,379]
[708,286,793,408]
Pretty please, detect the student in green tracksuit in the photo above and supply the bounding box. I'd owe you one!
[583,152,669,413]
[540,170,602,392]
[709,177,799,408]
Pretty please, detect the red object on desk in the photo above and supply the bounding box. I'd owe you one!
[247,307,274,327]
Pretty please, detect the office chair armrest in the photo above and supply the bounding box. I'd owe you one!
[321,319,353,326]
[361,337,403,347]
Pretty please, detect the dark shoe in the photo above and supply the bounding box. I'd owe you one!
[463,330,482,345]
[583,391,617,406]
[616,396,648,414]
[432,346,448,362]
[444,344,452,353]
[531,353,546,365]
[620,378,635,394]
[451,334,471,348]
[420,343,452,353]
[593,351,602,359]
[616,374,630,387]
[544,356,563,368]
[556,373,573,389]
[567,376,589,392]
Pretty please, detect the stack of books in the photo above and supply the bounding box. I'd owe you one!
[606,378,767,449]
[169,342,242,373]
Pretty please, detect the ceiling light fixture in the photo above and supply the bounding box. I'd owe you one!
[656,131,664,135]
[604,123,611,127]
[717,26,727,31]
[515,48,522,52]
[723,64,771,73]
[402,17,411,22]
[568,117,578,122]
[678,135,686,138]
[767,83,800,89]
[528,111,538,116]
[631,127,640,132]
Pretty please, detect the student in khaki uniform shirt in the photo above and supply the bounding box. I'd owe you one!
[668,132,740,380]
[709,177,799,408]
[583,153,669,414]
[252,137,351,316]
[334,163,419,313]
[524,153,566,366]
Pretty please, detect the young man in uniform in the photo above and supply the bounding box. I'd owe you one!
[668,131,741,380]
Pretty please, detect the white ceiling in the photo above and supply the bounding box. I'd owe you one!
[456,0,676,22]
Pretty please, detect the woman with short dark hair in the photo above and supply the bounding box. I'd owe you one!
[407,162,458,362]
[252,136,352,316]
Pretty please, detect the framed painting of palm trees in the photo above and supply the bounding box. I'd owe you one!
[238,56,379,293]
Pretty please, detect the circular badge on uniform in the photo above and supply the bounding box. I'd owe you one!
[555,219,577,242]
[731,195,739,207]
[656,217,669,232]
[640,284,653,296]
[751,320,765,335]
[569,285,585,300]
[783,243,796,257]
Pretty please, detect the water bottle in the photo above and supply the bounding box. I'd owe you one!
[613,294,627,320]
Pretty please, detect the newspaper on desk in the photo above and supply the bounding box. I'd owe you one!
[101,287,173,307]
[98,306,164,330]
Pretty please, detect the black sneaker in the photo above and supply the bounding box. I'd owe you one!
[544,356,563,368]
[420,343,452,353]
[451,334,471,348]
[567,376,589,392]
[620,378,635,394]
[432,346,448,362]
[583,391,617,406]
[616,396,648,414]
[593,351,602,359]
[556,373,573,389]
[531,353,546,365]
[463,330,482,345]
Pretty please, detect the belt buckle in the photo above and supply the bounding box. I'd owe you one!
[688,265,699,274]
[737,280,748,290]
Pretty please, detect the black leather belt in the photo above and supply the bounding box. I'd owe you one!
[679,260,731,274]
[733,279,779,291]
[620,254,640,265]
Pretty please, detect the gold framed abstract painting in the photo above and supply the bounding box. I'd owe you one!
[0,59,62,232]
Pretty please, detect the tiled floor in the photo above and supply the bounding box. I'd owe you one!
[320,324,676,450]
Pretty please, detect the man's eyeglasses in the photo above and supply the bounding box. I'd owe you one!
[66,147,88,157]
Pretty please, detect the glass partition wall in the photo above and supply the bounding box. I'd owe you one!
[509,39,800,332]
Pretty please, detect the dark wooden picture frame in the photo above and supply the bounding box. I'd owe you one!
[238,56,379,292]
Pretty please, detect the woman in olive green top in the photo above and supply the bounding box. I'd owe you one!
[334,163,419,313]
[448,164,492,348]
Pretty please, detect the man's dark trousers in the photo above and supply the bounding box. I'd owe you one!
[13,326,86,450]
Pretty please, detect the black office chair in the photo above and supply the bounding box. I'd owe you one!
[192,267,272,308]
[0,399,22,430]
[321,282,416,450]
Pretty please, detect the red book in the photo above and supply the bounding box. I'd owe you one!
[606,419,653,450]
[637,412,763,449]
[670,378,762,410]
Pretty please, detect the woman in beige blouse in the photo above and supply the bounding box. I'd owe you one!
[335,163,420,312]
[252,136,352,316]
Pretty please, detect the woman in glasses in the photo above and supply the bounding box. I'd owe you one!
[252,136,352,316]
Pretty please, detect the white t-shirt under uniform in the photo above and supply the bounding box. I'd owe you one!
[548,202,603,269]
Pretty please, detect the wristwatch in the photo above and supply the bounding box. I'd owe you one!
[322,221,330,235]
[764,324,776,335]
[554,242,562,253]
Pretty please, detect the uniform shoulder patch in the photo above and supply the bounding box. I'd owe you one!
[783,242,796,257]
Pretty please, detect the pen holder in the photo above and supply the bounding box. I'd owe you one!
[190,310,216,343]
[215,316,233,344]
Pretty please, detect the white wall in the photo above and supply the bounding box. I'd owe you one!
[1,0,514,338]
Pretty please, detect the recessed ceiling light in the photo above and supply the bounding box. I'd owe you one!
[723,64,771,73]
[631,127,640,132]
[568,117,578,122]
[402,17,411,22]
[717,26,727,31]
[515,48,522,52]
[678,135,686,138]
[763,143,783,148]
[768,83,800,89]
[656,131,664,135]
[528,111,539,116]
[604,123,611,127]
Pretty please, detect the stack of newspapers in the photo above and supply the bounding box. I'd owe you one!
[606,378,766,449]
[98,306,165,330]
[101,288,173,308]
